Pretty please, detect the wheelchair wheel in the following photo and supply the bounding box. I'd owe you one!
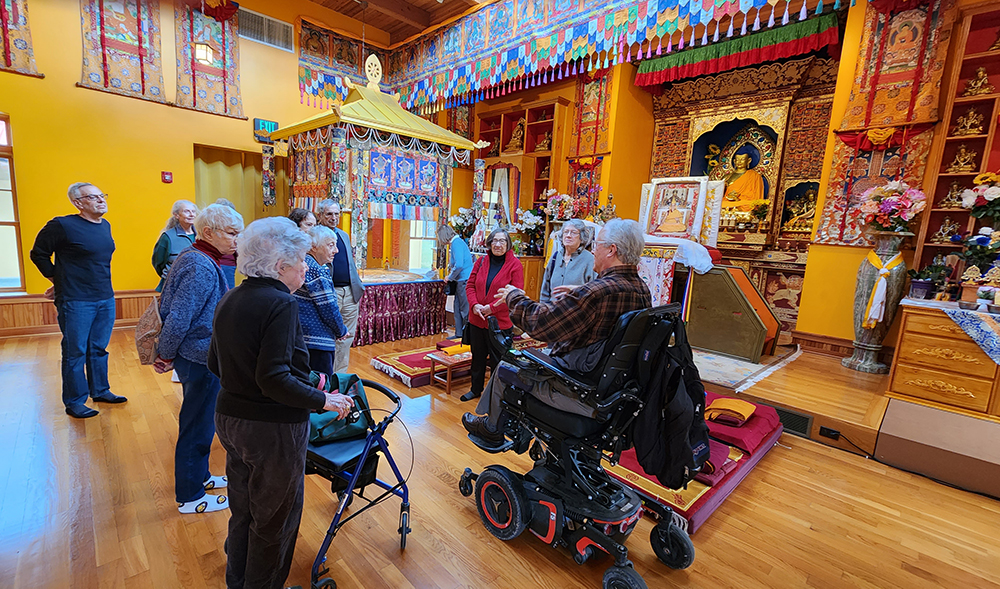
[602,565,647,589]
[474,466,528,541]
[650,522,695,570]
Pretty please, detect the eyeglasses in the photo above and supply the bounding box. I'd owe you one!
[76,193,108,202]
[491,239,509,245]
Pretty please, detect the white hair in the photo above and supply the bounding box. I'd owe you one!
[317,199,341,214]
[307,224,337,248]
[67,182,96,201]
[194,204,244,238]
[238,217,312,279]
[164,200,199,231]
[602,218,644,265]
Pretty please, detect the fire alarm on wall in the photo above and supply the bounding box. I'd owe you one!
[162,171,173,183]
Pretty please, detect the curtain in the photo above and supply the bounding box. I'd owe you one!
[193,146,289,224]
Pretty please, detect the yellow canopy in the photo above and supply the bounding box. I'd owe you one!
[270,82,479,151]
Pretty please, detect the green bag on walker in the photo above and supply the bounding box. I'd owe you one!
[308,372,371,444]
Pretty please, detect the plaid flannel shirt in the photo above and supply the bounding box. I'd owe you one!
[507,265,652,358]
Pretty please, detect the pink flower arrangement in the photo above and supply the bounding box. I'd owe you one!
[960,172,1000,220]
[855,181,926,232]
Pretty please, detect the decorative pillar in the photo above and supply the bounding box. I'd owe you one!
[350,148,369,269]
[330,127,349,205]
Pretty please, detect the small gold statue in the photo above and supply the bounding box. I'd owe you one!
[781,189,818,232]
[990,31,1000,51]
[984,266,1000,287]
[946,144,978,173]
[537,161,550,180]
[930,216,961,243]
[962,264,982,283]
[534,130,552,152]
[962,67,995,96]
[487,141,500,158]
[953,106,985,136]
[938,180,966,209]
[504,117,526,152]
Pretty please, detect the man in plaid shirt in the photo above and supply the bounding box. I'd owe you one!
[463,219,652,448]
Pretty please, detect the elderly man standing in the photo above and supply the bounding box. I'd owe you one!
[30,182,125,419]
[461,219,651,449]
[316,199,365,374]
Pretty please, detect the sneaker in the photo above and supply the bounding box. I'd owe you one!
[204,475,227,490]
[178,494,229,514]
[65,405,99,419]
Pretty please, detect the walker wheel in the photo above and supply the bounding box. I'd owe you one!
[312,578,337,589]
[398,509,411,550]
[458,468,475,497]
[650,522,695,570]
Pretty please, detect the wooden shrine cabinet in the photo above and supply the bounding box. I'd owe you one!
[887,301,1000,420]
[520,256,544,301]
[913,5,1000,271]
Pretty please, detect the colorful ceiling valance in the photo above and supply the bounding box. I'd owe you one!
[174,2,244,118]
[79,0,166,101]
[298,18,389,108]
[635,11,839,86]
[1,0,40,77]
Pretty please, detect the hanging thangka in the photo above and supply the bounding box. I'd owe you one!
[447,105,472,140]
[570,69,612,158]
[175,2,244,118]
[568,158,603,220]
[262,144,276,208]
[1,0,40,77]
[290,127,332,206]
[79,0,166,101]
[366,146,441,221]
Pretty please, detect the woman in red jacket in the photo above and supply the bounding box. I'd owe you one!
[461,228,524,402]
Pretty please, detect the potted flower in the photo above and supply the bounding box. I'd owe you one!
[952,227,1000,300]
[448,207,478,240]
[843,181,927,373]
[513,207,546,255]
[906,258,952,299]
[543,190,576,222]
[960,171,1000,219]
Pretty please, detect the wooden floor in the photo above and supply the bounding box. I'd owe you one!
[1,330,999,589]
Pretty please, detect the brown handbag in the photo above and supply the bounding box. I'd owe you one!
[135,295,162,365]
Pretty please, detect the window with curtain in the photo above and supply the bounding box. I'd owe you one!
[0,114,24,291]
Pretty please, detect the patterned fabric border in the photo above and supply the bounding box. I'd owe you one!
[175,4,244,117]
[942,309,1000,366]
[0,0,39,76]
[79,0,165,101]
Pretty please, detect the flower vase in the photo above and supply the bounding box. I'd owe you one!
[843,231,911,374]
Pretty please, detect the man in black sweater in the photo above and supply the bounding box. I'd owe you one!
[29,182,127,419]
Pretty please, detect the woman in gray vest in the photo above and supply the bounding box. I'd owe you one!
[540,219,596,303]
[152,200,199,292]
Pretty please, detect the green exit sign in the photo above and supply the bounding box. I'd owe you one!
[253,118,278,143]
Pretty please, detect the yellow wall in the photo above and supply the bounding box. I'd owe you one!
[0,0,386,294]
[602,64,654,221]
[795,0,874,341]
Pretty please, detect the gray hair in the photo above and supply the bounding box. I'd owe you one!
[317,199,341,214]
[164,200,199,231]
[307,224,337,248]
[560,219,594,251]
[194,204,244,238]
[486,227,510,249]
[437,224,457,245]
[601,218,644,265]
[238,217,312,279]
[214,198,237,210]
[67,182,96,201]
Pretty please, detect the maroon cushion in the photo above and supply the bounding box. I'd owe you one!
[704,391,781,456]
[706,247,723,264]
[436,337,462,350]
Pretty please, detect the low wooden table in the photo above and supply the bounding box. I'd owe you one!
[426,350,473,395]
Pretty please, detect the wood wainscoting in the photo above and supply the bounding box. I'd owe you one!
[791,329,895,366]
[0,290,156,338]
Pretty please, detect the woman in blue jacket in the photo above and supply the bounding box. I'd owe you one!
[293,225,348,375]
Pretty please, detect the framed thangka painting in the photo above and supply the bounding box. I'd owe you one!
[639,177,708,242]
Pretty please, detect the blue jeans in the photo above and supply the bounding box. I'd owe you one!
[454,280,469,339]
[174,356,221,503]
[57,298,115,409]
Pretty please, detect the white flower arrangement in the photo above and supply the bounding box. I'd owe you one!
[448,207,478,239]
[513,208,546,236]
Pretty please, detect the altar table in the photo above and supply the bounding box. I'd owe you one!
[354,279,447,347]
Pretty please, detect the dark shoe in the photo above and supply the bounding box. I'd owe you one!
[462,412,503,446]
[460,390,481,402]
[92,392,128,404]
[65,405,99,419]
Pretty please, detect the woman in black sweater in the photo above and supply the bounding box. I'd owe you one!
[209,217,353,589]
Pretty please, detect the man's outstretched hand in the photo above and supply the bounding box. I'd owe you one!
[494,284,523,304]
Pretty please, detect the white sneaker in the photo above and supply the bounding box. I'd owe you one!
[204,475,227,490]
[178,494,229,514]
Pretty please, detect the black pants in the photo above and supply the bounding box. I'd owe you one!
[308,348,335,376]
[467,323,512,394]
[215,414,309,589]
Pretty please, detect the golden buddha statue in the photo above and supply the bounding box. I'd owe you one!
[946,144,978,173]
[930,216,961,243]
[721,149,767,212]
[953,106,984,136]
[938,180,965,209]
[504,117,526,152]
[537,160,550,180]
[962,67,995,97]
[535,130,552,151]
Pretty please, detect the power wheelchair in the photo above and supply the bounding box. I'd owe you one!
[458,304,696,589]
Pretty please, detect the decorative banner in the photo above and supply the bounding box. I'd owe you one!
[571,69,613,158]
[298,19,390,108]
[473,158,485,216]
[290,130,332,200]
[351,148,369,268]
[329,127,349,203]
[79,0,165,101]
[1,0,40,76]
[436,158,453,270]
[175,3,244,117]
[447,105,472,139]
[262,144,275,207]
[366,146,441,220]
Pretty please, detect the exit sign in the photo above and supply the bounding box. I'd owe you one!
[253,118,278,143]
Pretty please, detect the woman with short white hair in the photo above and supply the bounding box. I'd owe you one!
[209,217,354,589]
[155,203,244,514]
[293,225,348,375]
[151,199,199,291]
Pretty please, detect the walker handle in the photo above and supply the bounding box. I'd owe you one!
[360,379,401,406]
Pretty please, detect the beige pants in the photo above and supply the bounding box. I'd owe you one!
[333,286,359,374]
